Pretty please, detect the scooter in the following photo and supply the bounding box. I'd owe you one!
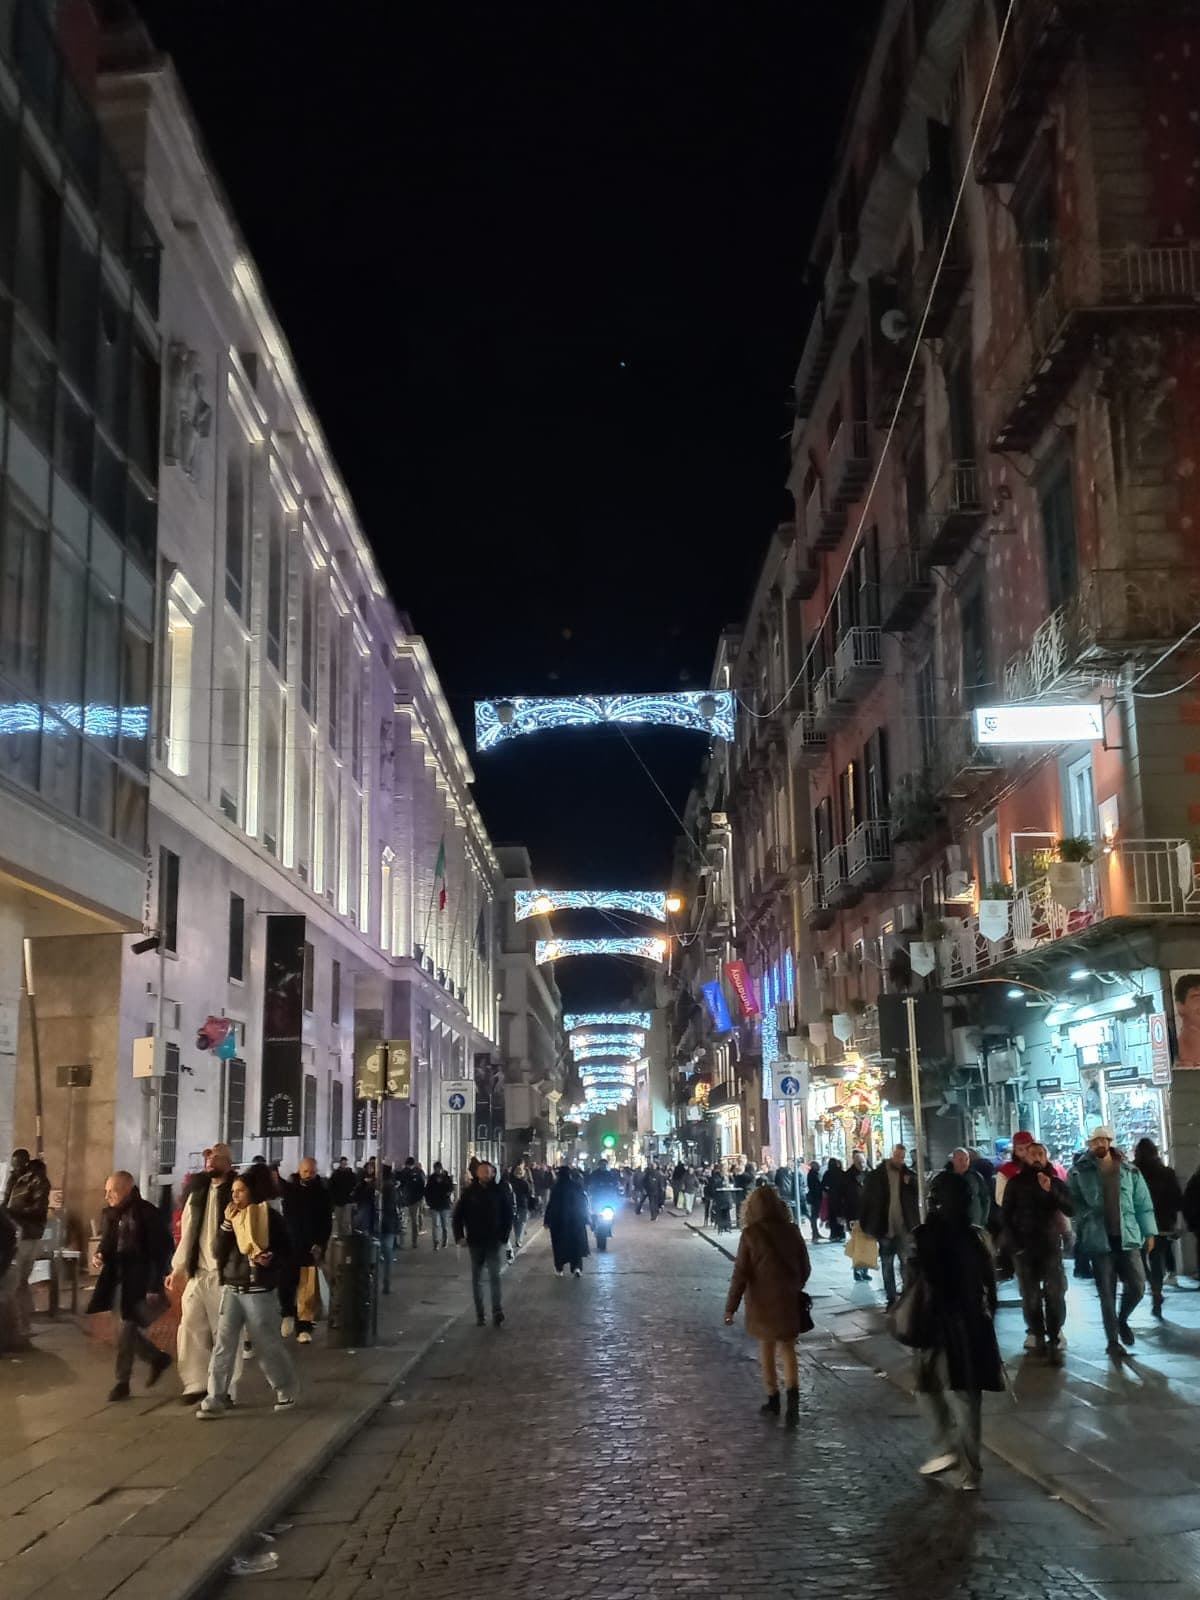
[593,1202,616,1251]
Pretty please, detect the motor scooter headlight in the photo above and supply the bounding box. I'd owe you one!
[600,1206,615,1222]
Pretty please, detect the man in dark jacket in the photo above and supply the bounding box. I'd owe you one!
[642,1164,666,1221]
[397,1157,426,1248]
[88,1171,173,1401]
[859,1144,920,1309]
[424,1161,455,1250]
[452,1161,514,1326]
[328,1157,357,1236]
[1001,1141,1073,1363]
[5,1149,50,1341]
[279,1158,332,1338]
[806,1161,824,1241]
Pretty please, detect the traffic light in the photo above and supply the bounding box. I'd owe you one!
[602,1132,617,1150]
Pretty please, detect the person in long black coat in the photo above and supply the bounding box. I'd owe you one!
[87,1171,173,1401]
[544,1168,591,1276]
[907,1171,1004,1492]
[806,1161,824,1241]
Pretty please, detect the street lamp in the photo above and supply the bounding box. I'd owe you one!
[666,893,684,914]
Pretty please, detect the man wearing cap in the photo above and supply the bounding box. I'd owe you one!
[994,1130,1034,1206]
[1068,1127,1157,1362]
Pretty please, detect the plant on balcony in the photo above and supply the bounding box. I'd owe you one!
[848,996,868,1016]
[981,881,1014,901]
[888,770,947,845]
[1056,836,1096,865]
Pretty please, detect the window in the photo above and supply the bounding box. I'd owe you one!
[85,579,119,751]
[839,762,863,838]
[302,1073,317,1158]
[218,647,245,823]
[905,439,927,546]
[160,847,179,953]
[330,1076,344,1158]
[864,728,889,820]
[128,335,159,485]
[120,620,151,772]
[159,1042,179,1173]
[981,823,1002,889]
[351,667,362,783]
[1015,153,1057,313]
[303,940,315,1013]
[300,564,314,713]
[917,657,937,770]
[295,742,312,879]
[54,380,92,495]
[380,851,393,954]
[223,1055,246,1163]
[331,958,341,1024]
[328,614,342,751]
[266,508,284,672]
[1066,753,1097,841]
[163,598,193,778]
[946,349,974,462]
[15,161,59,333]
[228,893,245,982]
[959,590,987,708]
[10,316,54,450]
[261,702,281,855]
[814,794,834,869]
[1040,460,1078,614]
[95,280,129,449]
[225,450,246,614]
[1,490,46,688]
[57,210,97,397]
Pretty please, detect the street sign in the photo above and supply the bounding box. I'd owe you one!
[774,1068,808,1102]
[385,1040,413,1098]
[442,1079,475,1114]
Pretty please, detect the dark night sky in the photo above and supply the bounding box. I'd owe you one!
[134,1,876,1008]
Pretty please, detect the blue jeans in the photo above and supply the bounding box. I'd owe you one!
[206,1288,297,1405]
[1092,1241,1146,1344]
[430,1208,450,1247]
[469,1244,502,1320]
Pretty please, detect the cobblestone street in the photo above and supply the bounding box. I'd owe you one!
[211,1210,1179,1600]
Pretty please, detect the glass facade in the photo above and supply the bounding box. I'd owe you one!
[0,0,159,853]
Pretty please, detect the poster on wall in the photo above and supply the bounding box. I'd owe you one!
[260,914,306,1136]
[1170,971,1200,1069]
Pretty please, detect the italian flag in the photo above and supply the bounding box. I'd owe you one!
[434,837,447,911]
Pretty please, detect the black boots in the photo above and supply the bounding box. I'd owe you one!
[784,1387,800,1428]
[760,1391,781,1416]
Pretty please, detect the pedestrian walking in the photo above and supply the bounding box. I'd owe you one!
[902,1171,1003,1492]
[806,1160,824,1242]
[682,1166,700,1215]
[168,1141,239,1404]
[197,1173,298,1417]
[452,1160,514,1324]
[723,1185,812,1427]
[1000,1141,1072,1363]
[671,1160,687,1210]
[839,1153,874,1281]
[352,1157,379,1235]
[544,1166,590,1277]
[1133,1137,1182,1317]
[87,1171,173,1401]
[328,1157,356,1237]
[643,1164,666,1221]
[4,1149,49,1340]
[1068,1127,1157,1362]
[424,1161,455,1250]
[733,1160,755,1226]
[947,1148,991,1230]
[821,1158,847,1242]
[859,1144,919,1309]
[278,1157,332,1338]
[397,1157,426,1248]
[508,1160,534,1254]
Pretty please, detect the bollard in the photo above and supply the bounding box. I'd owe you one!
[326,1231,380,1348]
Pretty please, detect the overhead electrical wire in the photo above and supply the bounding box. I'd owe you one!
[738,0,1018,724]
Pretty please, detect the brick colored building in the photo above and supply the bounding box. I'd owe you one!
[722,0,1200,1175]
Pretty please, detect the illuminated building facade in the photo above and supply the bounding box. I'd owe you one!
[0,1,161,1172]
[718,2,1200,1172]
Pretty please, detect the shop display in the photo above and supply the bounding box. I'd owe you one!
[1035,1093,1083,1165]
[1107,1084,1164,1154]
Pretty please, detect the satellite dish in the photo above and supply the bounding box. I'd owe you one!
[880,308,910,344]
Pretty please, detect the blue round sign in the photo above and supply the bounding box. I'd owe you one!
[448,1092,466,1110]
[778,1075,802,1098]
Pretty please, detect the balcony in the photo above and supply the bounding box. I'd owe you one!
[992,244,1200,453]
[911,216,970,340]
[834,626,883,696]
[822,843,863,911]
[804,477,847,554]
[933,716,1003,803]
[881,538,936,633]
[939,839,1200,986]
[976,0,1090,185]
[827,419,873,508]
[800,871,835,932]
[793,233,859,422]
[788,708,827,768]
[783,534,820,600]
[846,819,893,889]
[924,459,986,566]
[1004,566,1200,699]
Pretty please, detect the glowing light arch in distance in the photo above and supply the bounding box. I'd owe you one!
[536,937,667,966]
[515,889,667,922]
[475,691,735,752]
[564,1011,653,1032]
[569,1030,647,1053]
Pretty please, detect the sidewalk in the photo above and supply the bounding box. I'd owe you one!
[0,1238,528,1600]
[688,1211,1200,1585]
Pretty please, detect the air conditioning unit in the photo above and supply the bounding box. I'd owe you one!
[952,1025,983,1067]
[986,1046,1020,1084]
[895,903,919,933]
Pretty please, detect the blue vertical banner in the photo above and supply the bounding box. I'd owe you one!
[702,980,732,1032]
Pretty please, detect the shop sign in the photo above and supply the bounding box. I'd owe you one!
[1150,1012,1170,1076]
[1037,1077,1063,1095]
[724,960,760,1018]
[1104,1064,1142,1084]
[1152,1061,1172,1088]
[973,703,1103,745]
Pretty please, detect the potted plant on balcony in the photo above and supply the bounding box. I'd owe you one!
[889,770,947,845]
[1049,837,1094,908]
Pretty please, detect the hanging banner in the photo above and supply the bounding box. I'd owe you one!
[978,899,1010,942]
[260,914,306,1136]
[724,960,760,1018]
[1047,861,1085,910]
[909,941,936,978]
[702,980,733,1032]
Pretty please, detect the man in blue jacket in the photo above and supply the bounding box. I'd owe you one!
[1068,1126,1157,1362]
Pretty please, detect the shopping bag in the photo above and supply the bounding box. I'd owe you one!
[845,1224,879,1271]
[297,1265,329,1324]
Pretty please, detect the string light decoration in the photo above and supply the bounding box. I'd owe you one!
[536,936,667,966]
[564,1011,653,1031]
[572,1043,644,1065]
[475,691,735,752]
[581,1068,637,1088]
[569,1029,647,1051]
[515,889,668,922]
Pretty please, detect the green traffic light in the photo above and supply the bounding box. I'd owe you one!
[602,1133,617,1149]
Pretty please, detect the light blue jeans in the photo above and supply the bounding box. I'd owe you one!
[206,1288,297,1406]
[430,1208,450,1248]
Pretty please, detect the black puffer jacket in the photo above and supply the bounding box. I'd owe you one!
[6,1163,50,1240]
[1135,1156,1183,1233]
[280,1174,333,1254]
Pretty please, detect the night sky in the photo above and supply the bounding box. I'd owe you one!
[134,1,877,1008]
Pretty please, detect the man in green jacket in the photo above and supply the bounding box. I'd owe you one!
[1068,1126,1157,1362]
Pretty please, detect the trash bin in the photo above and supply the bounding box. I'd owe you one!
[327,1231,379,1348]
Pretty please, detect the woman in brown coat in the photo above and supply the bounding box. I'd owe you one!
[724,1185,812,1426]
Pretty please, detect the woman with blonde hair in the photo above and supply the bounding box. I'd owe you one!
[724,1183,813,1426]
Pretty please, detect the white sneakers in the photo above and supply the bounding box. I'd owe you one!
[919,1454,958,1476]
[297,1331,313,1344]
[280,1317,296,1339]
